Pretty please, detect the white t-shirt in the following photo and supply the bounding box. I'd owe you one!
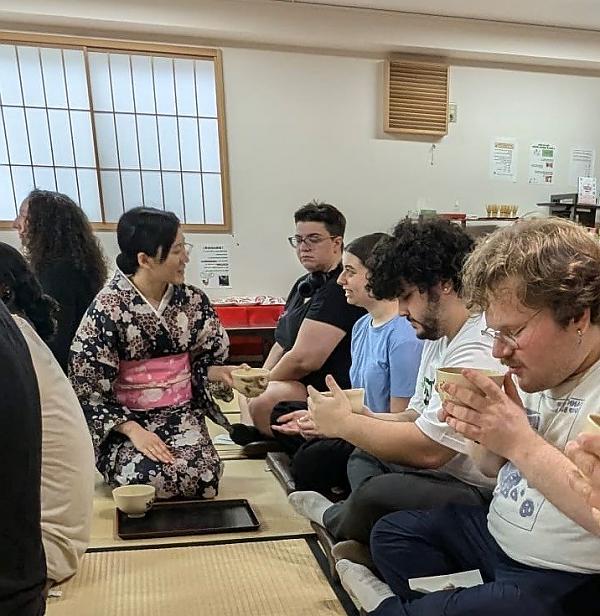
[412,314,505,489]
[488,358,600,573]
[14,316,95,583]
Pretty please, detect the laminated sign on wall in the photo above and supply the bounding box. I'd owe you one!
[528,143,556,184]
[199,244,232,289]
[490,138,517,182]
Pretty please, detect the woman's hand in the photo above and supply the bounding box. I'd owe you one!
[271,409,324,440]
[117,420,175,464]
[439,371,535,460]
[207,364,248,387]
[566,432,600,527]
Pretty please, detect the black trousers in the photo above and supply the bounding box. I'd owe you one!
[323,448,492,544]
[270,402,355,499]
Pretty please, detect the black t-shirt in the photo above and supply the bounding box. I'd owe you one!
[0,301,46,616]
[275,265,365,390]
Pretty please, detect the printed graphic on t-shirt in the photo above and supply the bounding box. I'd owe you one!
[492,398,581,531]
[423,376,435,406]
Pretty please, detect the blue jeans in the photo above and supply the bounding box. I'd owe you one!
[369,505,600,616]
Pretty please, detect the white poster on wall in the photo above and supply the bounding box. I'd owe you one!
[199,244,231,288]
[528,143,556,185]
[490,138,518,182]
[569,147,596,187]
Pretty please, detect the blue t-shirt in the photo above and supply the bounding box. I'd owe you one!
[349,314,423,412]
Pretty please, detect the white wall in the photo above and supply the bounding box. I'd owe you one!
[2,47,600,297]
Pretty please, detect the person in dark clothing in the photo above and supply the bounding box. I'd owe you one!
[0,300,47,616]
[232,200,365,442]
[13,189,107,372]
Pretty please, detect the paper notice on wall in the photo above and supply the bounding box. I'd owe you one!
[578,176,597,205]
[528,143,556,184]
[199,244,231,288]
[569,147,596,186]
[490,138,517,182]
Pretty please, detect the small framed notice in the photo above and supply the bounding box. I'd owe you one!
[578,176,597,205]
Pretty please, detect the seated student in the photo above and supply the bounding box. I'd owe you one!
[273,232,423,496]
[70,207,239,500]
[272,233,422,498]
[337,218,600,616]
[0,300,46,616]
[13,189,107,372]
[0,242,95,586]
[232,200,365,441]
[567,432,600,532]
[291,219,502,544]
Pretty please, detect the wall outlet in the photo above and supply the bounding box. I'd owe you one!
[448,103,457,123]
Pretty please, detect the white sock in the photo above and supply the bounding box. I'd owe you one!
[288,491,333,526]
[336,559,395,613]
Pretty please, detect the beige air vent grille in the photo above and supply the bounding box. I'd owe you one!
[385,58,449,136]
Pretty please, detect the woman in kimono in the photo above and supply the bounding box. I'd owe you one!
[70,207,236,499]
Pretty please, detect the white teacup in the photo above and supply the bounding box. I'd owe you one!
[232,367,270,398]
[112,484,156,518]
[436,367,504,403]
[321,388,365,413]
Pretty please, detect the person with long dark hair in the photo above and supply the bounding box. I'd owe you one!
[13,189,108,371]
[0,242,95,588]
[69,207,238,500]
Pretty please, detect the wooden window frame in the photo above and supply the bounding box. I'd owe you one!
[0,31,232,233]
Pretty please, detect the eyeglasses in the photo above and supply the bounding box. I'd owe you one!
[287,234,336,248]
[481,310,541,350]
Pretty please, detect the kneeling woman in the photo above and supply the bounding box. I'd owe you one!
[70,207,236,499]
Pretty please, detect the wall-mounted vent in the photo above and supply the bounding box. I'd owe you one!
[385,58,448,137]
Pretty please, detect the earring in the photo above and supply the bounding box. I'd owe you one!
[577,329,583,344]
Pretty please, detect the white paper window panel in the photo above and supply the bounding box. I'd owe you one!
[121,170,143,211]
[131,55,156,114]
[63,50,89,110]
[162,172,184,220]
[18,46,46,108]
[55,167,79,202]
[202,173,223,224]
[0,45,23,106]
[0,112,8,164]
[178,117,201,172]
[33,166,57,192]
[94,113,119,168]
[12,166,35,204]
[100,170,123,222]
[70,111,96,168]
[26,108,53,166]
[195,60,217,118]
[0,166,16,217]
[3,107,31,165]
[77,168,102,221]
[199,118,220,173]
[141,171,163,209]
[153,57,176,116]
[115,114,140,169]
[157,116,180,171]
[48,110,75,167]
[136,115,161,170]
[110,54,135,113]
[174,59,196,116]
[40,48,68,109]
[88,53,113,112]
[182,172,204,223]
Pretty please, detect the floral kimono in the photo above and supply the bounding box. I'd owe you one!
[69,270,231,499]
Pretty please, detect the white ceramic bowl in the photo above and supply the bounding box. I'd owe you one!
[112,484,156,518]
[321,388,365,413]
[436,367,504,403]
[231,367,270,398]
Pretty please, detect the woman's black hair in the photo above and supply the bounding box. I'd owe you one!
[345,233,389,269]
[0,242,58,341]
[116,207,180,275]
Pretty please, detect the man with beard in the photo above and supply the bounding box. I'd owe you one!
[289,218,503,547]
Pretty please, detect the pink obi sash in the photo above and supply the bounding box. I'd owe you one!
[114,353,192,411]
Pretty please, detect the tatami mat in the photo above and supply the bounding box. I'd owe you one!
[217,391,242,414]
[47,539,346,616]
[91,459,312,549]
[208,413,246,460]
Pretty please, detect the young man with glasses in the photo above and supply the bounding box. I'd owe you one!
[334,218,600,616]
[232,200,365,495]
[290,218,503,544]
